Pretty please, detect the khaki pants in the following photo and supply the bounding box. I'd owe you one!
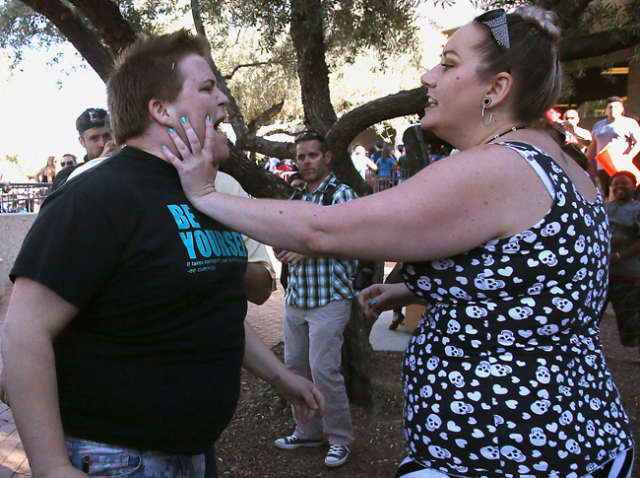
[283,299,354,446]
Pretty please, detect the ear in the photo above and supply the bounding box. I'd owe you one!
[484,71,514,109]
[78,135,86,148]
[148,98,174,128]
[324,150,332,165]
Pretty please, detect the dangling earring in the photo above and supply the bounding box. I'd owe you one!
[481,98,493,126]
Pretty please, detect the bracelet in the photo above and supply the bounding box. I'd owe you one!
[615,252,621,261]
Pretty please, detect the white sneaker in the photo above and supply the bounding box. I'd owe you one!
[325,444,349,467]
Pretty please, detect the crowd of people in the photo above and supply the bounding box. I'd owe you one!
[262,137,422,190]
[1,5,638,478]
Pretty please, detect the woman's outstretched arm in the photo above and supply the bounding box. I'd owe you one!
[163,118,552,263]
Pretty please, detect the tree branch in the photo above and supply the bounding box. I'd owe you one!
[191,0,250,139]
[247,101,285,135]
[223,61,271,80]
[221,143,293,199]
[558,30,640,62]
[257,127,298,137]
[324,86,428,195]
[66,0,138,58]
[19,0,116,81]
[190,0,294,159]
[190,0,294,195]
[327,86,428,156]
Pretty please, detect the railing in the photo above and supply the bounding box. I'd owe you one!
[366,168,411,192]
[0,183,52,213]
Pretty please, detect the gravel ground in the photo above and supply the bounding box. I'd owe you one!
[215,311,639,478]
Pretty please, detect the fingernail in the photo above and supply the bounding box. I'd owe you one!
[181,116,187,123]
[162,145,167,150]
[370,300,377,306]
[206,115,211,121]
[169,128,174,133]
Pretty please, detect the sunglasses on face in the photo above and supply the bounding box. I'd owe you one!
[61,161,75,167]
[475,9,510,50]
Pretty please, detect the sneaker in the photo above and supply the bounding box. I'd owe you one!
[325,444,349,467]
[275,435,325,450]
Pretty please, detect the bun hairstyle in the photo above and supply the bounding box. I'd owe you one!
[474,6,562,123]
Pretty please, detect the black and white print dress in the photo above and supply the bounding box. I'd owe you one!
[400,142,634,478]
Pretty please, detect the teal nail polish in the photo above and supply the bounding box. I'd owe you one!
[169,128,174,133]
[206,115,211,121]
[370,300,377,306]
[162,145,167,150]
[181,116,187,123]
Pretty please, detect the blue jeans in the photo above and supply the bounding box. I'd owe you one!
[66,436,206,478]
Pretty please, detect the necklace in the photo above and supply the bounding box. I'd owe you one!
[488,126,529,143]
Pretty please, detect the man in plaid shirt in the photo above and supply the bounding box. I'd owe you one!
[274,132,358,468]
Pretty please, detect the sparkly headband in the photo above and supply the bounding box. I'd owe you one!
[475,9,510,50]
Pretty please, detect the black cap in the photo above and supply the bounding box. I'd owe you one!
[76,108,109,135]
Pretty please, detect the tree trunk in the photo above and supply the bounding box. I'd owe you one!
[290,0,338,135]
[402,125,434,176]
[342,262,385,407]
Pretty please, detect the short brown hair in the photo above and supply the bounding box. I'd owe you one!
[295,132,330,155]
[606,96,624,107]
[107,29,208,145]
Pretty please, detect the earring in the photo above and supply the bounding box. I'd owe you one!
[481,98,493,126]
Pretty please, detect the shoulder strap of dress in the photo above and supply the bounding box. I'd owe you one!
[493,141,556,198]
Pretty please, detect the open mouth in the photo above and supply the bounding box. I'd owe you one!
[427,96,438,107]
[213,115,226,132]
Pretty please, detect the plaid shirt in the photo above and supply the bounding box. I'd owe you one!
[285,172,359,308]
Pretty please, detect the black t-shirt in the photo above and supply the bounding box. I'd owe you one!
[11,147,248,454]
[50,165,72,191]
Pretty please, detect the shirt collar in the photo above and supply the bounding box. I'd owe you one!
[302,171,336,195]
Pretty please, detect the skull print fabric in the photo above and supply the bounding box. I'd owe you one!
[400,142,633,478]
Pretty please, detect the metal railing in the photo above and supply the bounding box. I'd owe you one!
[366,168,411,192]
[0,183,52,213]
[0,168,411,212]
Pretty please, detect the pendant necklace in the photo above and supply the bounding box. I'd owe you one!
[488,126,529,143]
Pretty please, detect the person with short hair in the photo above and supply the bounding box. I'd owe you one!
[561,108,591,149]
[605,170,640,354]
[1,29,322,478]
[59,154,77,169]
[397,145,410,170]
[167,7,634,478]
[371,139,385,162]
[270,132,357,468]
[586,96,640,197]
[51,108,113,190]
